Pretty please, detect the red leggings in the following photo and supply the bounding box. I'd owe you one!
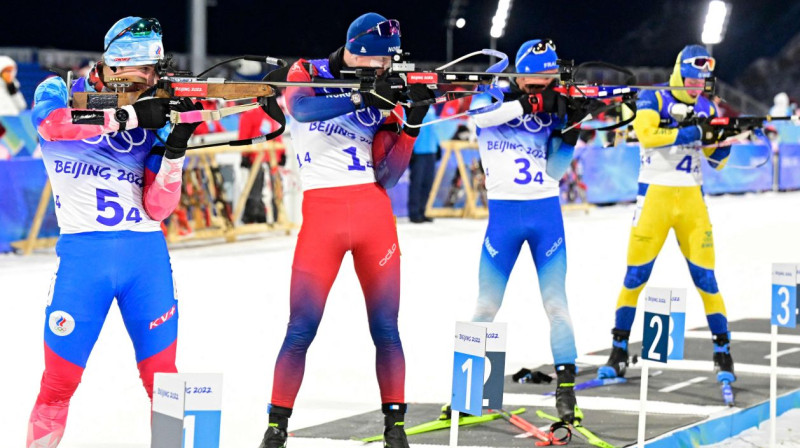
[271,183,405,408]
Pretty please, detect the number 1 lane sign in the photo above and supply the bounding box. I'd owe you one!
[452,322,486,416]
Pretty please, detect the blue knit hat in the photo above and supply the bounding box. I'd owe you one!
[345,13,401,56]
[515,39,559,74]
[676,44,715,79]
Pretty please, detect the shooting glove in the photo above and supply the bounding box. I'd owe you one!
[362,76,402,110]
[517,88,564,115]
[402,84,435,137]
[131,97,173,129]
[165,99,204,158]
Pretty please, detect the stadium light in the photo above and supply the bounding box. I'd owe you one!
[701,0,731,45]
[490,0,512,39]
[456,18,466,29]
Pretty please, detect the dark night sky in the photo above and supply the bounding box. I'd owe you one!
[2,0,799,83]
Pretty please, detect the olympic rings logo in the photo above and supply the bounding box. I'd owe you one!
[82,129,148,154]
[354,107,383,127]
[507,113,553,132]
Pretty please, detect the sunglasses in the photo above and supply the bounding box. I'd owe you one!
[348,19,401,43]
[528,39,556,55]
[104,18,163,53]
[683,56,716,71]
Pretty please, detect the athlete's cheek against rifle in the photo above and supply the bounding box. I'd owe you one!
[104,64,159,91]
[516,70,558,94]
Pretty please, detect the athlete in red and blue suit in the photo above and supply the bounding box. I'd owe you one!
[258,12,433,448]
[26,17,202,448]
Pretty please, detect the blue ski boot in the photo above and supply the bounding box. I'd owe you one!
[597,329,630,379]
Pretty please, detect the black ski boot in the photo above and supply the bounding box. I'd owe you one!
[383,403,410,448]
[713,332,735,382]
[258,405,291,448]
[713,332,736,406]
[555,364,578,424]
[597,328,630,379]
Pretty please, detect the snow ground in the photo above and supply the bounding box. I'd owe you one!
[3,191,800,447]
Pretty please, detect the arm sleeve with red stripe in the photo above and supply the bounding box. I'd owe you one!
[32,76,126,141]
[284,60,357,123]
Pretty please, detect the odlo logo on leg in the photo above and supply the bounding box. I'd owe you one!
[485,237,499,257]
[545,237,563,257]
[379,244,398,266]
[48,311,75,336]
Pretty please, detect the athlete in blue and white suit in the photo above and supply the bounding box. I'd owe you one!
[470,39,583,423]
[27,17,202,448]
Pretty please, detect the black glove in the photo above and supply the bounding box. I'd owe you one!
[6,81,18,95]
[560,98,596,146]
[165,98,204,158]
[697,120,731,145]
[402,84,435,138]
[132,97,173,129]
[517,88,564,115]
[362,76,403,110]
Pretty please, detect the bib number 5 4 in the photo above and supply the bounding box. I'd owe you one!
[96,189,142,226]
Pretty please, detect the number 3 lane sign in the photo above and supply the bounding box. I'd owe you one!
[452,322,486,416]
[772,264,798,328]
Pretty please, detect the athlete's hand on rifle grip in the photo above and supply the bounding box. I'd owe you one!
[402,85,435,137]
[698,120,727,145]
[518,88,564,115]
[165,99,204,157]
[363,77,402,110]
[131,97,173,129]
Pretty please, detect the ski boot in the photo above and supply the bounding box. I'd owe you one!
[258,405,291,448]
[383,403,410,448]
[597,329,630,379]
[555,364,578,424]
[713,333,736,406]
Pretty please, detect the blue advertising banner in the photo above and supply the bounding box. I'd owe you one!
[702,143,772,194]
[1,111,39,158]
[778,144,800,190]
[580,144,640,204]
[0,157,59,252]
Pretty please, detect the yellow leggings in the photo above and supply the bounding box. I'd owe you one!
[614,184,728,334]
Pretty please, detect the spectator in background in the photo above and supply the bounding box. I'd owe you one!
[407,107,438,223]
[0,56,27,115]
[770,92,793,117]
[239,99,284,223]
[769,92,795,141]
[75,58,94,79]
[711,95,725,117]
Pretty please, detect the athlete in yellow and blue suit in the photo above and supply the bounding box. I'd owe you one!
[598,45,735,387]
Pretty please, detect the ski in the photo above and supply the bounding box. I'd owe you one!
[545,370,663,396]
[498,408,568,446]
[359,407,526,443]
[536,410,617,448]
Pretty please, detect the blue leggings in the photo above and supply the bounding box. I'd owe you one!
[472,197,577,365]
